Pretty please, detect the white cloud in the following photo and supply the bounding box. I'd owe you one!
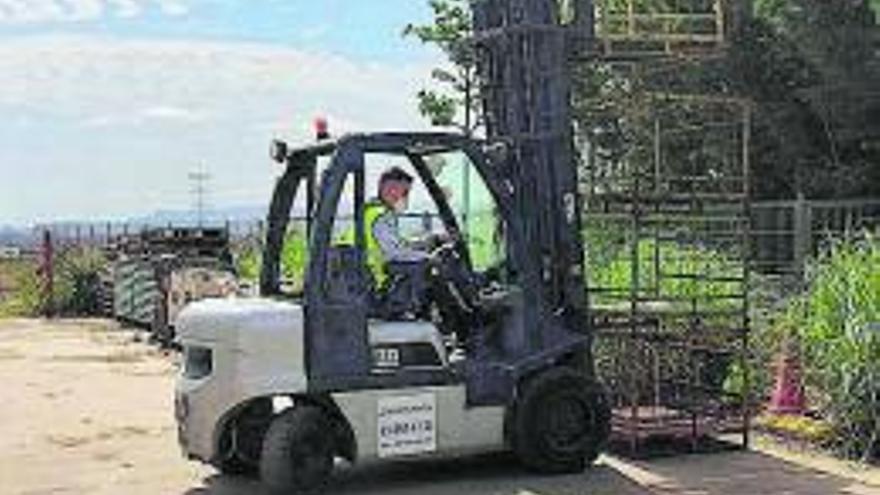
[0,34,434,136]
[81,105,207,127]
[0,34,440,224]
[155,0,187,16]
[0,0,188,24]
[141,105,204,122]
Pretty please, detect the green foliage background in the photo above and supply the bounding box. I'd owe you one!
[784,235,880,458]
[0,260,41,318]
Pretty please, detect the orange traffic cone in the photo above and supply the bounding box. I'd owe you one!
[768,339,806,415]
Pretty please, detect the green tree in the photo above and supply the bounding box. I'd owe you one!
[743,0,880,199]
[588,0,880,199]
[404,0,480,133]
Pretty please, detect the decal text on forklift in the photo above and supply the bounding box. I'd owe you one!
[377,393,437,457]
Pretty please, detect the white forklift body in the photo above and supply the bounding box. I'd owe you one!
[175,298,506,467]
[175,298,307,462]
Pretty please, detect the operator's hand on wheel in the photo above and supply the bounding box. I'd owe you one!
[428,231,455,249]
[429,239,456,259]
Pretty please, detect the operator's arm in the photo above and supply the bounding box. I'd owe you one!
[372,213,430,263]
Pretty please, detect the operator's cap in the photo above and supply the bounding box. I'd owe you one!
[380,167,414,186]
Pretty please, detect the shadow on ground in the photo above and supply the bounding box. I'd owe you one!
[182,452,648,495]
[182,450,879,495]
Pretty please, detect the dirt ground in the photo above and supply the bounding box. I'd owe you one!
[1,318,879,495]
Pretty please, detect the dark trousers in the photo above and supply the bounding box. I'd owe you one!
[374,261,430,320]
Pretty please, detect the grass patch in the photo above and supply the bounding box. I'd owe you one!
[584,223,745,313]
[755,413,834,445]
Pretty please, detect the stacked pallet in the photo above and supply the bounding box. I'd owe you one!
[113,256,159,327]
[108,227,236,345]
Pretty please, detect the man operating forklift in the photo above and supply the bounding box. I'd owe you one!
[367,167,430,274]
[362,166,447,320]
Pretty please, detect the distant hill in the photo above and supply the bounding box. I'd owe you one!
[135,204,268,228]
[8,204,271,246]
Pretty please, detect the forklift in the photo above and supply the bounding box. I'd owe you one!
[174,1,611,493]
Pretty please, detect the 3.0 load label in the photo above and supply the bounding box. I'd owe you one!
[377,393,436,458]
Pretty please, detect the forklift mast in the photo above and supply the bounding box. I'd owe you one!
[472,0,593,328]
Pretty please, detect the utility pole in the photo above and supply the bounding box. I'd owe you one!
[188,164,211,227]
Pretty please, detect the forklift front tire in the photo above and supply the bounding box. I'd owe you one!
[218,454,258,477]
[260,406,334,494]
[513,367,610,474]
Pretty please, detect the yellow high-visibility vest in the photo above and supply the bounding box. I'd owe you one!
[339,199,390,285]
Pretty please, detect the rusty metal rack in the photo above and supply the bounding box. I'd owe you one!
[593,0,733,58]
[582,89,752,455]
[112,227,231,260]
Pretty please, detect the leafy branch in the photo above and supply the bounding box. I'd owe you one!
[404,0,481,134]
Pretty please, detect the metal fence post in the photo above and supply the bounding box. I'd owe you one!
[40,229,54,317]
[793,193,812,275]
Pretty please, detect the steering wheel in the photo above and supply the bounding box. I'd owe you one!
[431,240,478,299]
[429,239,458,260]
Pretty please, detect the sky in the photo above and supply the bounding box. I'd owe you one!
[0,0,441,226]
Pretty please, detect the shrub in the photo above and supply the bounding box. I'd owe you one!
[54,247,107,315]
[786,234,880,459]
[0,260,42,317]
[280,229,308,284]
[736,275,803,405]
[235,243,262,282]
[0,247,108,318]
[232,229,308,293]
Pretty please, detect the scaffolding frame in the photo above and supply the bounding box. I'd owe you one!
[582,79,752,454]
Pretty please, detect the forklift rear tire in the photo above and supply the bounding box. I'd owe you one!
[513,367,610,474]
[260,406,334,494]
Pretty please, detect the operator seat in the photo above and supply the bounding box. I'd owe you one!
[326,241,469,343]
[371,261,431,320]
